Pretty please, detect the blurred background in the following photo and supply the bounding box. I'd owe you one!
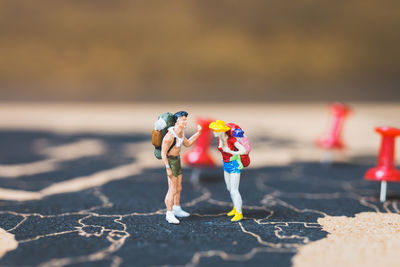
[0,0,399,102]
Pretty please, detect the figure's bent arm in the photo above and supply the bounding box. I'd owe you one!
[183,125,202,147]
[218,138,222,149]
[229,141,247,155]
[161,133,174,167]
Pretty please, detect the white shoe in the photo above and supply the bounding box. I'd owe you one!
[173,205,190,217]
[166,211,180,224]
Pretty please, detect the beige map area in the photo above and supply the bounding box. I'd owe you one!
[0,102,399,266]
[293,212,400,267]
[0,228,17,258]
[0,102,399,164]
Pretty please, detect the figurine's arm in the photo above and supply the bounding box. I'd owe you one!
[161,133,174,175]
[183,125,202,147]
[219,134,228,149]
[218,138,222,149]
[222,141,246,155]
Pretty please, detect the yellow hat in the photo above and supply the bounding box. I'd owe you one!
[209,120,230,132]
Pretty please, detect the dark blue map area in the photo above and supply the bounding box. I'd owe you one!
[0,130,397,267]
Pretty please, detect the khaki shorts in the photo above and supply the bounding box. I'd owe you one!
[167,156,182,177]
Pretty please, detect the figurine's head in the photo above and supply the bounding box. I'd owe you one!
[174,111,188,130]
[209,120,230,137]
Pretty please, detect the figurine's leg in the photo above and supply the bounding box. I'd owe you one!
[165,175,180,224]
[230,173,242,214]
[174,174,183,206]
[165,175,177,211]
[225,171,237,216]
[173,174,190,217]
[224,171,231,192]
[230,172,243,222]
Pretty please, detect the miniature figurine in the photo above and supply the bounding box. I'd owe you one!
[152,111,202,224]
[209,120,251,222]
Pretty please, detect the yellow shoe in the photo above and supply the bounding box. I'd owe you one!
[227,207,236,217]
[231,212,243,222]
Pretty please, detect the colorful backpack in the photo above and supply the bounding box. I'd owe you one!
[226,123,251,168]
[152,112,176,159]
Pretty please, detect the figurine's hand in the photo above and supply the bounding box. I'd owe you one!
[197,125,202,132]
[166,168,172,177]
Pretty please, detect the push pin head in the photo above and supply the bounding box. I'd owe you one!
[330,102,351,118]
[365,126,400,182]
[365,126,400,202]
[317,103,351,150]
[183,117,216,168]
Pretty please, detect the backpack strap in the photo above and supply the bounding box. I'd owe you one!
[167,138,176,153]
[168,127,185,147]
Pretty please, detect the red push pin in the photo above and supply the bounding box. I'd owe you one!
[317,103,351,164]
[184,117,216,182]
[365,127,400,202]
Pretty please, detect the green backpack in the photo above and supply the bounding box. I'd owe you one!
[152,112,176,159]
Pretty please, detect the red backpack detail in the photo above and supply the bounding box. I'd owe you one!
[226,123,251,167]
